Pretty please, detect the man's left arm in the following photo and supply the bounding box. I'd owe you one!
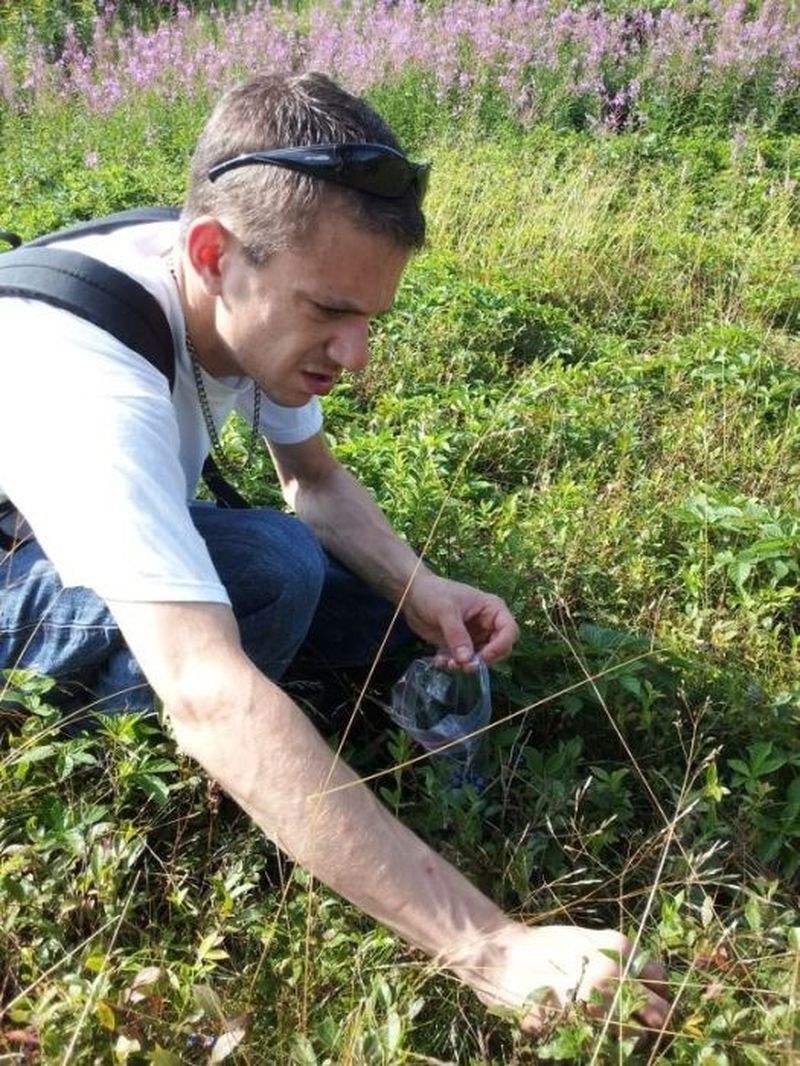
[268,433,519,665]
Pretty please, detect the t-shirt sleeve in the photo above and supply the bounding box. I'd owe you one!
[234,384,323,444]
[0,301,229,605]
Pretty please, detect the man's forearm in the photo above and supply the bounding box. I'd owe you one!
[287,460,427,605]
[284,453,520,665]
[112,604,667,1032]
[167,659,511,983]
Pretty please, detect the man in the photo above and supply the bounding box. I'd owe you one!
[0,71,670,1034]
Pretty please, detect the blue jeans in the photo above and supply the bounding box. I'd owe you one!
[0,503,411,718]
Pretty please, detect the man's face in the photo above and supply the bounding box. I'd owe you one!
[209,210,411,407]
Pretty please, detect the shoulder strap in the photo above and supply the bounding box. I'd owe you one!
[0,246,176,388]
[0,206,251,509]
[0,206,180,389]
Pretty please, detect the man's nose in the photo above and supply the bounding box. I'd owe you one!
[326,317,370,372]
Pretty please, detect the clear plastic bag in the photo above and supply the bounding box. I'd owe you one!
[388,656,491,788]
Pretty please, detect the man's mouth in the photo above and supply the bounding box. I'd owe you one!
[301,370,337,396]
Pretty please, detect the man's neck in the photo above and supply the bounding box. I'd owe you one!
[172,250,233,377]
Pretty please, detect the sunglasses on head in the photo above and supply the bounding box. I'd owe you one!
[207,142,430,201]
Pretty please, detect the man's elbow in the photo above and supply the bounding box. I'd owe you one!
[159,651,255,742]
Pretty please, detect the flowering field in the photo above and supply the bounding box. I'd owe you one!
[0,0,798,133]
[1,1,799,1063]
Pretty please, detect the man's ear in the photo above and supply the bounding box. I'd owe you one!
[185,217,230,294]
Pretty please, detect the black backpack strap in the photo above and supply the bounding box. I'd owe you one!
[201,456,253,509]
[0,206,251,510]
[0,499,21,553]
[0,247,175,389]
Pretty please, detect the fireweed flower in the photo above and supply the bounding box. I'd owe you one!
[0,0,797,130]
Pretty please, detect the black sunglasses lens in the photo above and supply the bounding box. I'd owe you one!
[339,148,428,198]
[352,157,407,196]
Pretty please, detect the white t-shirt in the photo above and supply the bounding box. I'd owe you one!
[0,220,323,604]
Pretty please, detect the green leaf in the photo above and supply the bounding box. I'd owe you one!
[744,894,763,934]
[727,559,752,588]
[142,758,179,773]
[193,983,224,1020]
[384,1009,402,1053]
[150,1049,183,1066]
[138,773,171,803]
[748,741,787,776]
[289,1033,318,1066]
[124,966,163,1004]
[15,744,56,765]
[738,537,799,563]
[114,1034,141,1062]
[96,1000,116,1031]
[727,758,751,776]
[210,1023,247,1063]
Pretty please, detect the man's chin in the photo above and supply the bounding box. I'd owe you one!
[262,386,314,409]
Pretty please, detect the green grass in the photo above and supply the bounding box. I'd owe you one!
[1,33,799,1066]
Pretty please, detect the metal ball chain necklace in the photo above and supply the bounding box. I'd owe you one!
[169,259,262,474]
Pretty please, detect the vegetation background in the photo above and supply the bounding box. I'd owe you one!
[0,0,798,1062]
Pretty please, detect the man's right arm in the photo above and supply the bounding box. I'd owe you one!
[108,597,671,1035]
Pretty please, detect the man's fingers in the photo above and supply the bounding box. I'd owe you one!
[576,947,671,1035]
[472,609,519,663]
[638,955,671,1000]
[477,629,516,664]
[578,983,671,1046]
[518,981,671,1040]
[635,987,672,1031]
[436,609,475,666]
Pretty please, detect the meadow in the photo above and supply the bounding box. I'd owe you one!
[1,0,799,1062]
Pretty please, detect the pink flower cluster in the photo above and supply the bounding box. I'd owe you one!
[2,0,798,129]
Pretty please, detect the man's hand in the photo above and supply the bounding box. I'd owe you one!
[269,437,519,667]
[403,570,520,666]
[459,923,671,1036]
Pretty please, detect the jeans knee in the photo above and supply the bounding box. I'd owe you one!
[226,512,326,679]
[196,506,326,652]
[276,514,327,616]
